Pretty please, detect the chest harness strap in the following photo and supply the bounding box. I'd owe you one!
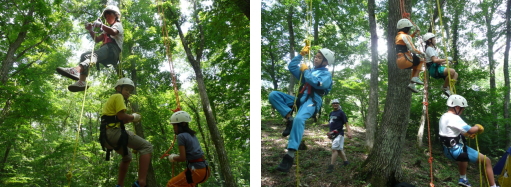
[293,82,327,115]
[98,115,129,161]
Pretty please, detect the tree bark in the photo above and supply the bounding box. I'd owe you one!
[483,1,498,131]
[365,0,378,151]
[130,57,157,187]
[173,2,236,186]
[505,0,511,148]
[360,0,412,186]
[287,6,297,95]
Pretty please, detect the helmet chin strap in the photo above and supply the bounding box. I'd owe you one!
[454,107,462,115]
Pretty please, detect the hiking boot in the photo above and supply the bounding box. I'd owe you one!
[442,87,451,96]
[326,164,334,173]
[343,161,349,166]
[411,77,424,85]
[458,178,471,187]
[407,83,419,93]
[132,181,146,187]
[282,118,293,137]
[68,80,89,92]
[276,154,294,172]
[115,185,122,187]
[56,67,80,80]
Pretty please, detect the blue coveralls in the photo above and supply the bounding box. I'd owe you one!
[269,55,332,150]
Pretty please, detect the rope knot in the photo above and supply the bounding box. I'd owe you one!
[428,157,433,163]
[66,171,73,181]
[171,107,181,112]
[423,102,429,106]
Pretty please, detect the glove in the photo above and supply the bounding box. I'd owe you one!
[447,57,453,61]
[168,153,179,162]
[300,63,309,72]
[132,113,141,122]
[300,46,310,56]
[463,132,476,139]
[85,23,93,31]
[93,19,103,28]
[475,124,484,134]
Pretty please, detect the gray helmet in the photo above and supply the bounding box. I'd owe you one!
[102,5,121,20]
[331,99,340,104]
[115,77,135,90]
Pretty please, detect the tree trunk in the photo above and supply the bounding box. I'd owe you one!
[505,0,511,148]
[0,10,33,84]
[287,6,297,95]
[131,58,157,187]
[365,0,378,151]
[173,2,236,186]
[483,1,498,131]
[269,45,279,90]
[360,0,412,185]
[1,142,12,172]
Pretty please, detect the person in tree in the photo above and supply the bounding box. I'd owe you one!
[395,18,425,93]
[165,111,210,186]
[56,5,124,92]
[98,77,152,187]
[439,94,498,187]
[321,99,352,173]
[422,32,458,96]
[268,43,333,172]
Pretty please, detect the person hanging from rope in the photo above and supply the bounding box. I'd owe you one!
[165,111,210,186]
[395,18,426,93]
[268,43,333,173]
[56,5,124,92]
[321,99,351,173]
[439,94,499,187]
[423,32,458,96]
[98,77,152,187]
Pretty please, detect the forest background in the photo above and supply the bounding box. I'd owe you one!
[261,0,511,186]
[0,0,250,186]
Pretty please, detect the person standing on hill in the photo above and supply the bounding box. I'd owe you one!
[321,99,352,173]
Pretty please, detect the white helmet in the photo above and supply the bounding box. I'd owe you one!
[318,48,335,64]
[102,5,121,20]
[170,111,192,124]
[446,94,468,107]
[423,33,435,41]
[115,77,135,90]
[397,19,413,29]
[331,99,340,104]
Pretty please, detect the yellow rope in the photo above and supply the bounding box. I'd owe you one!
[475,135,490,187]
[67,63,92,187]
[435,0,456,94]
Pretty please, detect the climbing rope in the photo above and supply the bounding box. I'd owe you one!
[435,0,456,95]
[475,135,491,186]
[422,75,435,187]
[155,0,183,177]
[156,0,181,112]
[67,23,98,186]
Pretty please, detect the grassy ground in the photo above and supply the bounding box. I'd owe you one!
[261,118,497,187]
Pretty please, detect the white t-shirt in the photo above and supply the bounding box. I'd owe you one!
[104,22,124,51]
[425,46,437,63]
[439,112,472,137]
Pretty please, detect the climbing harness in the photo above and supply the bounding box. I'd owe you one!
[98,115,129,161]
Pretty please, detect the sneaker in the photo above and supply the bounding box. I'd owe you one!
[68,80,89,92]
[132,181,140,187]
[458,178,471,187]
[442,87,451,96]
[343,161,349,166]
[56,67,80,80]
[276,154,294,172]
[116,185,122,187]
[407,83,419,93]
[410,77,424,85]
[282,118,293,137]
[326,164,334,173]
